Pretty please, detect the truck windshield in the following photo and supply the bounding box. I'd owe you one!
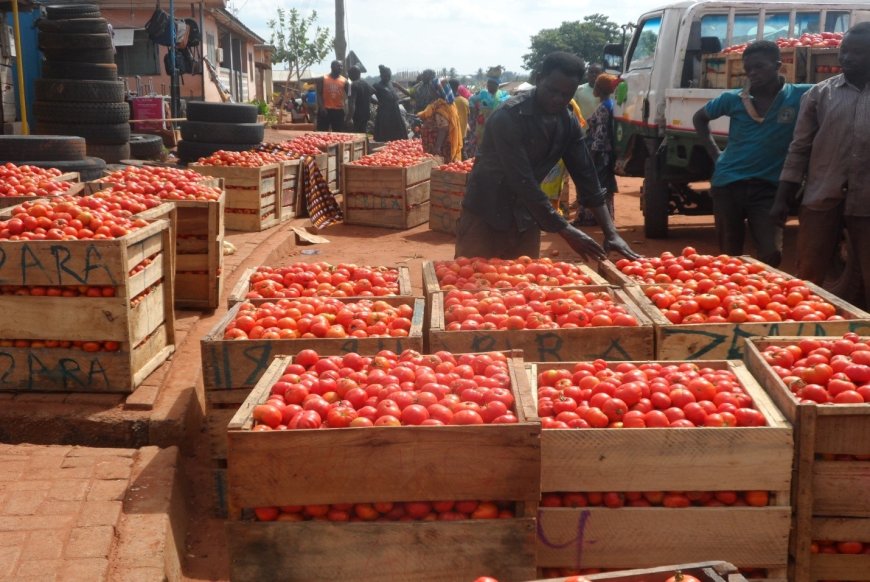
[628,16,661,71]
[764,13,790,41]
[796,11,822,34]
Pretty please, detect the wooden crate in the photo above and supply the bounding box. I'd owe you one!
[174,194,225,310]
[278,158,302,222]
[701,53,728,89]
[350,135,367,161]
[428,168,469,235]
[223,353,539,581]
[190,163,282,231]
[623,285,870,360]
[807,48,841,83]
[428,287,654,362]
[201,295,426,393]
[325,142,340,190]
[529,359,793,572]
[598,255,796,289]
[744,337,870,582]
[227,264,414,308]
[342,159,435,229]
[530,561,748,582]
[0,174,85,208]
[0,218,175,392]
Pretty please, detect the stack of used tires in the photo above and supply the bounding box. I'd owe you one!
[34,3,131,164]
[176,102,263,164]
[0,135,107,181]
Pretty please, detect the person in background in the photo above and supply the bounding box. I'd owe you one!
[574,74,620,226]
[455,52,638,261]
[346,65,374,133]
[466,69,510,157]
[411,69,439,113]
[573,62,602,122]
[418,80,463,162]
[694,40,812,267]
[317,60,350,132]
[303,83,317,123]
[448,78,470,146]
[771,22,870,306]
[372,65,409,142]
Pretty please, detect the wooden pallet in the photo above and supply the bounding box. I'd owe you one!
[226,264,413,308]
[428,168,469,235]
[223,353,539,581]
[277,158,301,222]
[530,560,748,582]
[200,295,426,392]
[0,216,175,392]
[744,337,870,582]
[190,163,282,232]
[428,287,654,362]
[529,360,792,573]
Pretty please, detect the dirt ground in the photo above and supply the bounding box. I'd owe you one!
[179,175,803,581]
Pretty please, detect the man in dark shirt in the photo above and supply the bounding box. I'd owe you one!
[346,66,374,133]
[455,51,638,261]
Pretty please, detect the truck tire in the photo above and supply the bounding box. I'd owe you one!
[186,102,258,123]
[34,122,130,145]
[41,61,118,81]
[643,157,670,239]
[35,79,125,103]
[176,140,260,164]
[39,32,113,50]
[128,134,164,160]
[0,135,86,161]
[180,121,264,144]
[34,101,130,124]
[17,157,106,181]
[40,47,115,63]
[45,4,101,20]
[38,17,109,34]
[86,142,131,164]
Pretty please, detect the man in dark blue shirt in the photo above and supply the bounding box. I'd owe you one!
[455,52,638,261]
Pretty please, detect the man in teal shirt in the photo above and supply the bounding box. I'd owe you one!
[693,40,811,267]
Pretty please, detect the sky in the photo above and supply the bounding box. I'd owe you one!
[227,0,668,76]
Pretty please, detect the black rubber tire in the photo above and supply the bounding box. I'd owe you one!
[34,101,130,124]
[40,47,115,64]
[39,32,113,51]
[35,79,125,103]
[41,61,118,81]
[176,140,260,164]
[128,133,165,160]
[0,135,87,161]
[15,157,106,181]
[45,4,101,20]
[38,17,108,34]
[186,102,258,124]
[643,156,670,239]
[86,142,131,164]
[180,121,264,144]
[34,122,130,145]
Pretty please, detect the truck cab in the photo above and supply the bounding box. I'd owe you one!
[613,0,870,239]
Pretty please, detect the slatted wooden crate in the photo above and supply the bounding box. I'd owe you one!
[598,255,793,289]
[0,214,175,392]
[744,337,870,582]
[428,287,654,362]
[190,163,282,231]
[0,172,85,208]
[342,158,435,229]
[428,168,468,235]
[624,284,870,360]
[350,135,367,161]
[528,359,793,575]
[325,142,340,190]
[226,264,413,308]
[223,353,540,582]
[807,48,841,83]
[278,158,302,222]
[173,193,225,310]
[530,561,748,582]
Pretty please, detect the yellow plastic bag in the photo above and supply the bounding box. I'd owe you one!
[541,160,567,213]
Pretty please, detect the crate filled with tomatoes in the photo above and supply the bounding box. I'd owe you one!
[96,166,226,309]
[429,158,474,235]
[190,150,284,232]
[428,285,654,362]
[342,140,437,229]
[0,163,84,208]
[528,358,793,576]
[602,248,870,360]
[223,349,539,581]
[526,561,749,582]
[227,262,413,308]
[744,334,870,582]
[0,196,175,392]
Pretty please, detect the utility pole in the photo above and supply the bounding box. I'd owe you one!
[334,0,346,67]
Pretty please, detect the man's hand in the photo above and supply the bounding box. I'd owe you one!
[560,225,607,262]
[769,199,790,227]
[770,181,802,227]
[603,232,641,260]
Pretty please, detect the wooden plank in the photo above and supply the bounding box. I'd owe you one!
[0,295,129,341]
[577,561,744,582]
[811,516,870,541]
[537,507,790,570]
[129,284,167,346]
[812,460,870,517]
[809,554,870,581]
[226,519,536,582]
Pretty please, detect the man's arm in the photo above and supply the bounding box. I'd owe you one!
[345,85,356,124]
[316,78,324,111]
[771,89,820,225]
[693,107,721,162]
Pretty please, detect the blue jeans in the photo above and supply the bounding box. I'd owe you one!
[711,179,782,267]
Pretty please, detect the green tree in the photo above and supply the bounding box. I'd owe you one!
[268,7,333,90]
[523,14,620,73]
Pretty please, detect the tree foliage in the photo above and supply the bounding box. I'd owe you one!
[523,14,620,72]
[268,8,333,88]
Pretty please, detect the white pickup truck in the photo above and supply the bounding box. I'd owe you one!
[609,0,870,297]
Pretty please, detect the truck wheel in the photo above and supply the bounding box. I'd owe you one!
[823,228,864,307]
[128,134,164,160]
[643,157,670,239]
